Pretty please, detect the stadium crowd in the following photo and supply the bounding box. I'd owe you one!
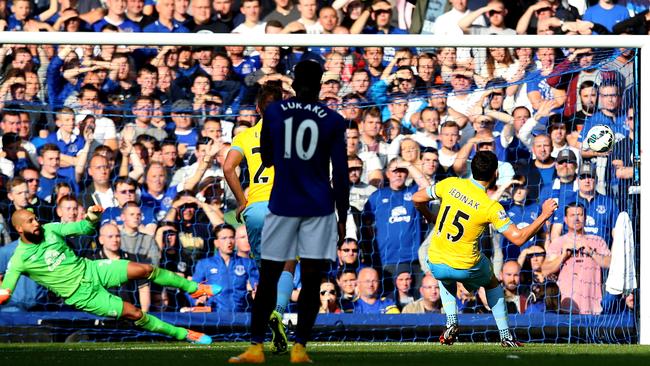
[0,0,644,318]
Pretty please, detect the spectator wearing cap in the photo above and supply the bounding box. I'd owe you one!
[541,148,578,203]
[320,72,342,100]
[263,0,300,27]
[550,161,619,246]
[362,158,423,286]
[501,177,544,261]
[92,0,141,32]
[169,99,199,162]
[142,0,189,32]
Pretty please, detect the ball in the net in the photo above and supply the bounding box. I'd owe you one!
[585,124,614,153]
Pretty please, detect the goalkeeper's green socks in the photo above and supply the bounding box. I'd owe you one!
[135,313,187,341]
[148,267,198,293]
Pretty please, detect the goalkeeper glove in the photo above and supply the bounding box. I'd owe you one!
[0,288,11,305]
[85,205,104,223]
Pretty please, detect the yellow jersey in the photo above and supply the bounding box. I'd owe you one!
[427,177,512,269]
[231,120,274,206]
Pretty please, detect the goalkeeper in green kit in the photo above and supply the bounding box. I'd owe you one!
[0,207,221,344]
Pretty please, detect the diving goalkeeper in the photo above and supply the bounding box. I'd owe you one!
[0,207,221,344]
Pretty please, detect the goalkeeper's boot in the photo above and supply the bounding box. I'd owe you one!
[501,338,523,348]
[269,310,288,354]
[439,324,459,345]
[290,343,313,364]
[229,344,265,364]
[190,283,223,299]
[186,330,212,345]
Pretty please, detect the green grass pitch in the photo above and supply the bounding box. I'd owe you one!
[2,342,650,366]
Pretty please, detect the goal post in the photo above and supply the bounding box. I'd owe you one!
[0,32,647,344]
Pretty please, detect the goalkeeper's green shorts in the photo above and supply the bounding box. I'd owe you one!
[65,259,129,318]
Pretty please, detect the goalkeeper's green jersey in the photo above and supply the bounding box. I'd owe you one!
[0,220,95,298]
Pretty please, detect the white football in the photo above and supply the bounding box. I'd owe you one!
[585,124,615,153]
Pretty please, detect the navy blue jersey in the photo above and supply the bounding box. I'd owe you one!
[261,97,349,217]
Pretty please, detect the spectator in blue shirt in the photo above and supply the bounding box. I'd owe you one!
[350,0,408,63]
[353,267,399,314]
[583,0,630,33]
[101,177,158,235]
[45,107,85,182]
[191,224,259,313]
[362,158,423,286]
[550,162,619,246]
[143,0,190,33]
[36,144,78,203]
[92,0,141,32]
[0,240,47,312]
[580,82,628,148]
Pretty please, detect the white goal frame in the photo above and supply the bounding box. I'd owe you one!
[1,32,648,344]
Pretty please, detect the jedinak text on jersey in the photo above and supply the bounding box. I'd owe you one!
[448,187,481,210]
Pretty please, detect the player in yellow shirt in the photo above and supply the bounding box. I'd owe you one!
[413,151,557,347]
[223,84,295,355]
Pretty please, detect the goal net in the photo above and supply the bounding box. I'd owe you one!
[0,32,644,344]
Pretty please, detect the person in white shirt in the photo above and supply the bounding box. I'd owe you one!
[231,0,266,35]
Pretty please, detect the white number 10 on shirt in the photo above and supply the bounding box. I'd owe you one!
[284,117,319,160]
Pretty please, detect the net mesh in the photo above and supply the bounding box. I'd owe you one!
[0,41,640,344]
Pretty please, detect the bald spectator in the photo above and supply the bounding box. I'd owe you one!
[88,223,151,312]
[501,260,526,314]
[353,267,400,314]
[402,275,442,314]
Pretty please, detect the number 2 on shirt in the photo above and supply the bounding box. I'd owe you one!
[437,205,470,243]
[284,117,319,160]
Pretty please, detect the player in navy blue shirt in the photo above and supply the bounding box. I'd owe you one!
[230,60,349,364]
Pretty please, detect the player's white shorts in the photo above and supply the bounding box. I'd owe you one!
[261,212,337,262]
